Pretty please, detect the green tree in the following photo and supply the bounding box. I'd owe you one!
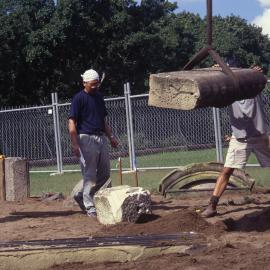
[0,1,269,106]
[0,0,56,105]
[212,16,270,69]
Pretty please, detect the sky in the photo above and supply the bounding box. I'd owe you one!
[175,0,270,37]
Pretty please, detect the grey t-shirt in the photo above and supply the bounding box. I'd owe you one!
[229,94,267,139]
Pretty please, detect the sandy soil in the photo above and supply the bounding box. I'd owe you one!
[2,192,270,269]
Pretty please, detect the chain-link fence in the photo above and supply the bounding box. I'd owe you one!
[0,81,269,174]
[0,105,58,171]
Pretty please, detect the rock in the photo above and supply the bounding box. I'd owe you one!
[70,179,83,198]
[94,185,152,225]
[62,196,77,208]
[41,192,64,201]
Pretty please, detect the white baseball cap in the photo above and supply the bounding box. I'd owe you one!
[81,69,99,82]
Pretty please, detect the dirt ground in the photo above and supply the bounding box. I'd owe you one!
[2,191,270,270]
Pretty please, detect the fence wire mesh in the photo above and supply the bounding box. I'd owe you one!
[0,106,57,171]
[130,95,217,168]
[0,81,269,174]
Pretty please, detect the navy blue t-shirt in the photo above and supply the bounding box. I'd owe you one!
[69,90,108,134]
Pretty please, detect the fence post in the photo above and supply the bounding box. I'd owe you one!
[124,84,132,169]
[212,107,223,163]
[51,92,63,174]
[127,83,136,170]
[124,83,136,170]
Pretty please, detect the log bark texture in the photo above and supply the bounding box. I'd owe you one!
[149,68,267,110]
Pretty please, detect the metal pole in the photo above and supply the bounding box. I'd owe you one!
[217,108,223,162]
[213,107,223,163]
[127,82,136,171]
[207,0,212,46]
[51,93,61,174]
[216,108,223,163]
[124,84,133,170]
[54,93,63,173]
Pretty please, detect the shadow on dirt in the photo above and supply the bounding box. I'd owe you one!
[151,200,195,211]
[223,206,270,232]
[0,210,81,223]
[136,214,160,223]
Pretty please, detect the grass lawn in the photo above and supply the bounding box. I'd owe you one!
[30,170,172,196]
[30,148,270,196]
[31,148,218,172]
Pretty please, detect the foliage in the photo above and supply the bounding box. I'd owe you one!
[0,0,269,105]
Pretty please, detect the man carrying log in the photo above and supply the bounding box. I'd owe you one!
[202,65,270,218]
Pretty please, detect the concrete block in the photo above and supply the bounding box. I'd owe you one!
[5,157,29,201]
[149,68,266,110]
[94,185,151,225]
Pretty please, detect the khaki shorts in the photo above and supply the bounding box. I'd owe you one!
[224,134,270,169]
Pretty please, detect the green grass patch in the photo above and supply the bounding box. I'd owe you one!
[30,149,270,196]
[30,170,172,196]
[31,148,218,172]
[245,167,270,187]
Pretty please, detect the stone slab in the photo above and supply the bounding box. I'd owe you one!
[5,157,30,201]
[94,185,151,224]
[0,234,205,270]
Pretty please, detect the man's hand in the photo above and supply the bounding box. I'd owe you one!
[224,135,231,142]
[109,136,119,148]
[68,119,80,157]
[251,64,263,73]
[72,144,80,157]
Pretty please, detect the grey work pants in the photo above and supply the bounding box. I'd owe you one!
[78,134,110,209]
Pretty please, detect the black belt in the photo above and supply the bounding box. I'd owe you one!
[89,132,105,136]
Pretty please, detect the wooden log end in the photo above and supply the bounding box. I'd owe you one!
[121,193,152,223]
[149,72,200,110]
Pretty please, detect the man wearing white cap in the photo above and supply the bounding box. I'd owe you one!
[68,69,118,217]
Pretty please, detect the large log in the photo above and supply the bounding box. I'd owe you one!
[149,68,267,110]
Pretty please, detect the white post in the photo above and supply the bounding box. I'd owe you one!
[124,84,133,170]
[127,82,136,170]
[213,107,223,163]
[51,93,63,174]
[54,93,63,173]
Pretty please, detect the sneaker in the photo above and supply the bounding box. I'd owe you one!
[74,193,86,212]
[201,206,217,218]
[86,207,97,217]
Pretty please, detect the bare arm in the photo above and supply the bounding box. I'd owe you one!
[104,118,118,148]
[68,118,80,157]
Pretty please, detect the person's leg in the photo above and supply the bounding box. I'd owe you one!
[202,136,250,218]
[95,136,110,193]
[252,134,270,167]
[73,191,85,212]
[73,147,86,212]
[78,134,99,215]
[201,167,234,218]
